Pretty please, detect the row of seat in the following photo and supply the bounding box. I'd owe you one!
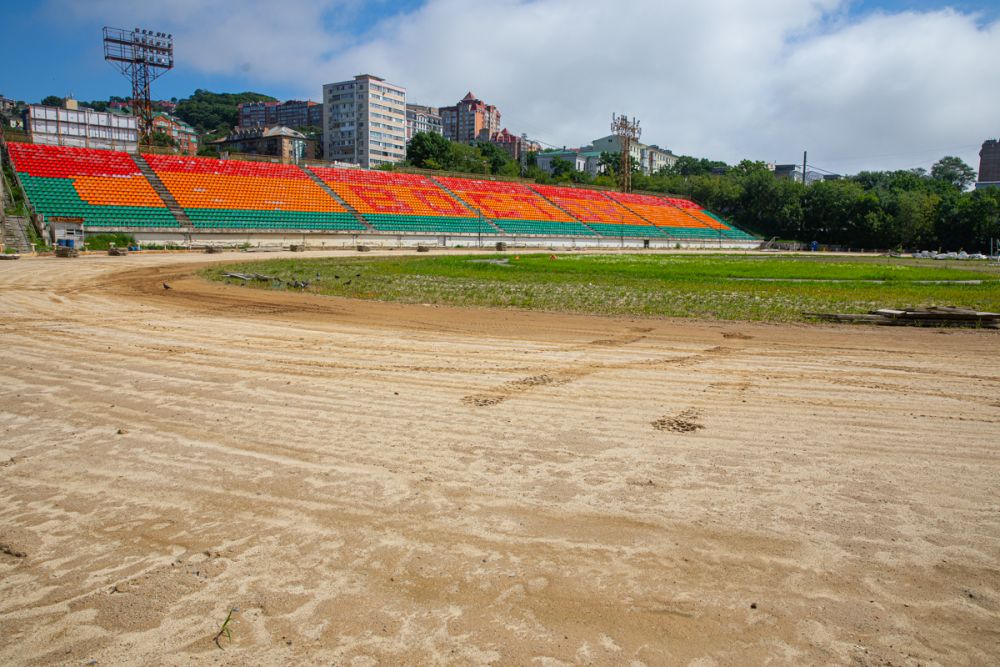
[492,219,596,236]
[9,143,144,178]
[187,208,364,231]
[366,215,491,234]
[143,154,312,179]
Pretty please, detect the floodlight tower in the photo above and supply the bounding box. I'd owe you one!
[103,27,174,145]
[611,113,641,193]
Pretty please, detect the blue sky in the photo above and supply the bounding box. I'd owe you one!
[1,0,998,172]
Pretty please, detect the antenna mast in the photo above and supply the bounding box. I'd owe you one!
[611,113,641,193]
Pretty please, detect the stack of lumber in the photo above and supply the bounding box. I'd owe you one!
[808,306,1000,328]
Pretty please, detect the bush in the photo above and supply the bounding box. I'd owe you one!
[85,233,136,250]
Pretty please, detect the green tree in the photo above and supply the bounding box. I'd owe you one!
[149,130,178,148]
[664,155,729,177]
[476,141,513,175]
[41,95,64,107]
[549,157,576,179]
[889,190,940,248]
[406,131,451,169]
[445,141,488,174]
[174,89,277,133]
[930,156,976,190]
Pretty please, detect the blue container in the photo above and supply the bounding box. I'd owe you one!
[66,239,75,249]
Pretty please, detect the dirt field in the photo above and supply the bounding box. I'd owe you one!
[1,250,998,666]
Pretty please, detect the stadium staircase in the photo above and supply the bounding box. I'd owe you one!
[133,154,192,228]
[301,166,373,231]
[2,215,34,253]
[427,176,504,234]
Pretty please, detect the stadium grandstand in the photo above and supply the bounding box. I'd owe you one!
[309,167,484,235]
[143,154,363,231]
[7,143,176,228]
[3,142,757,247]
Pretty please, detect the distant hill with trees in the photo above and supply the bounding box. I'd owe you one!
[174,89,277,135]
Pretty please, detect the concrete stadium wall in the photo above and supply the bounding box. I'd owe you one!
[113,229,758,251]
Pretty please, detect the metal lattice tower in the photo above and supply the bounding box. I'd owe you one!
[103,27,174,145]
[611,113,641,193]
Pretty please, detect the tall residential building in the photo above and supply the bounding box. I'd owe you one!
[323,74,406,169]
[405,104,442,142]
[977,139,1000,189]
[440,92,501,144]
[238,100,324,129]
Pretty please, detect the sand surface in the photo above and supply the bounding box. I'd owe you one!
[1,250,998,666]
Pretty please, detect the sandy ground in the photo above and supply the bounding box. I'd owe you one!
[0,250,998,666]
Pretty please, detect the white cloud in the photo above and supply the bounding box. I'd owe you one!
[47,0,1000,173]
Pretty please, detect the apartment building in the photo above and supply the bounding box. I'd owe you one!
[323,74,406,169]
[24,101,137,151]
[405,104,442,142]
[238,100,324,129]
[440,92,501,144]
[590,135,678,175]
[151,112,199,155]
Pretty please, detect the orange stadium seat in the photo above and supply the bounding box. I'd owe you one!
[142,155,363,230]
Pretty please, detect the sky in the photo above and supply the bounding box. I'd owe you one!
[1,0,998,175]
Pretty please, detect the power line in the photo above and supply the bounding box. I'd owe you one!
[818,144,982,164]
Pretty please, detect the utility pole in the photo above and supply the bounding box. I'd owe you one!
[802,150,808,185]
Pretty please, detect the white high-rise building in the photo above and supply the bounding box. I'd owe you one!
[322,74,406,168]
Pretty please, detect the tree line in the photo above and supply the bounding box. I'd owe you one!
[635,157,996,252]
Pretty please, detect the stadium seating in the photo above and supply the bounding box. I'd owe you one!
[310,167,485,234]
[143,155,363,230]
[7,142,177,227]
[606,192,754,240]
[530,184,665,237]
[436,177,595,236]
[8,143,753,241]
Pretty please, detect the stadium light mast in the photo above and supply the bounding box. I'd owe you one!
[103,27,174,145]
[611,113,641,193]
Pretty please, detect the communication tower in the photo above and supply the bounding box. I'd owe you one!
[611,114,641,193]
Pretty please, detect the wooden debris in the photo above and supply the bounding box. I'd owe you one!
[223,272,275,282]
[807,306,1000,328]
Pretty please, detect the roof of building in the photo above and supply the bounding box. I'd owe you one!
[462,92,477,102]
[262,126,306,138]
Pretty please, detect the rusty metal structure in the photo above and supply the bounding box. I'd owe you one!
[611,113,641,193]
[103,27,174,145]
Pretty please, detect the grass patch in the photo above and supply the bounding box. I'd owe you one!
[84,233,136,250]
[200,253,1000,323]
